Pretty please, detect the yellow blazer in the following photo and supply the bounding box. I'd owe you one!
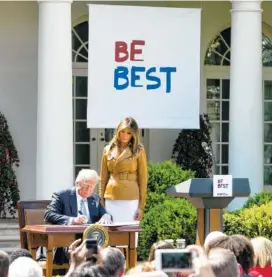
[100,145,147,211]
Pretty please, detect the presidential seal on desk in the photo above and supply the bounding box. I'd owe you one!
[83,224,109,248]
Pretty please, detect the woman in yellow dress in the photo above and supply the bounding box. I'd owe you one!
[100,117,147,223]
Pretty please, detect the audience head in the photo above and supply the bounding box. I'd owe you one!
[204,231,227,250]
[8,257,42,277]
[75,169,100,198]
[9,248,32,264]
[100,247,125,277]
[206,234,254,274]
[251,236,272,267]
[147,240,175,262]
[129,271,168,277]
[208,248,239,277]
[0,250,9,277]
[71,263,110,277]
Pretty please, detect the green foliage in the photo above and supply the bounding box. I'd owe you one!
[147,160,194,194]
[139,198,197,260]
[242,190,272,209]
[172,114,213,178]
[145,160,194,212]
[224,203,272,240]
[0,112,20,217]
[138,160,196,260]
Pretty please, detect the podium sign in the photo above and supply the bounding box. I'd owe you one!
[213,175,233,197]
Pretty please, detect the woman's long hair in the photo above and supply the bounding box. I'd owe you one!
[106,117,141,155]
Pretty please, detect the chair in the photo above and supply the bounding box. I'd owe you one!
[17,200,70,276]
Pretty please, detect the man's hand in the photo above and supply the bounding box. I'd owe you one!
[97,213,113,224]
[134,208,143,221]
[72,215,88,225]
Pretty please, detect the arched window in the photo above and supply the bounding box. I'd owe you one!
[205,26,272,185]
[72,21,88,62]
[205,27,272,67]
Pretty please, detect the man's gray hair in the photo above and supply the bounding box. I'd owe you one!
[75,169,100,185]
[0,250,9,277]
[8,257,42,277]
[100,247,126,277]
[208,248,239,277]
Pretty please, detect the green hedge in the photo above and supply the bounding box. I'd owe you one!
[138,198,196,260]
[242,190,272,209]
[224,202,272,240]
[145,160,194,212]
[138,160,196,260]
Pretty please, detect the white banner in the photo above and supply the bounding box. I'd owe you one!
[87,4,201,129]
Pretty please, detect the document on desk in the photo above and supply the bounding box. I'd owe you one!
[100,221,140,227]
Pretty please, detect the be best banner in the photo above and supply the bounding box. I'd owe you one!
[87,4,201,129]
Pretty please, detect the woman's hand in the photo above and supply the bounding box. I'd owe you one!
[134,208,143,220]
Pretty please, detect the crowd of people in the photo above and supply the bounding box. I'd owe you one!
[1,231,272,277]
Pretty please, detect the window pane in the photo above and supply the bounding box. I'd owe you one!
[222,52,230,66]
[75,77,87,97]
[222,101,229,121]
[76,46,88,62]
[76,144,90,164]
[215,166,220,174]
[264,102,272,121]
[74,165,90,178]
[222,80,230,99]
[222,166,228,174]
[222,144,229,164]
[222,123,229,142]
[206,79,220,99]
[213,144,220,164]
[264,81,272,100]
[211,123,220,142]
[264,124,272,142]
[75,121,90,142]
[264,145,272,164]
[76,99,87,120]
[207,101,220,120]
[264,166,272,185]
[105,128,115,143]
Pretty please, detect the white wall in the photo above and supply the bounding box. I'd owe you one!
[0,2,38,201]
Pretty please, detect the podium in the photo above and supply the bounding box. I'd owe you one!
[166,178,250,245]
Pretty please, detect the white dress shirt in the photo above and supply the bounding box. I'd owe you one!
[76,189,90,220]
[68,189,90,225]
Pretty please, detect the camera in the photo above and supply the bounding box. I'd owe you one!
[86,239,98,262]
[155,249,194,273]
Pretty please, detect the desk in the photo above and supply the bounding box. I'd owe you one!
[22,224,141,277]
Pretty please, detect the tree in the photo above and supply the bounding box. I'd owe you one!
[0,112,20,217]
[172,114,213,178]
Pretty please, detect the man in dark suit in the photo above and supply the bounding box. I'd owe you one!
[43,169,112,268]
[44,169,112,225]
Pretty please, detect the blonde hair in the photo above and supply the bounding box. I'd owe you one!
[204,231,227,250]
[251,237,272,267]
[107,117,141,155]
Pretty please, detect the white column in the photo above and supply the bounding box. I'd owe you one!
[228,0,263,210]
[36,0,73,199]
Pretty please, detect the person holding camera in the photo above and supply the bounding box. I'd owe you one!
[100,117,147,223]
